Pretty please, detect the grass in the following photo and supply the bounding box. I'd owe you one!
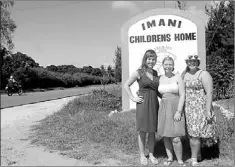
[214,98,234,113]
[29,86,234,166]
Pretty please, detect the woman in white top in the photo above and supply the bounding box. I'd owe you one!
[157,56,186,166]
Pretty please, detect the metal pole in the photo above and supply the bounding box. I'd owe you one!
[164,1,165,8]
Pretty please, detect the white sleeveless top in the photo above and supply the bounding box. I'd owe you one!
[158,82,179,94]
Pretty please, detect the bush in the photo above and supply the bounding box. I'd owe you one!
[213,105,234,157]
[4,66,115,90]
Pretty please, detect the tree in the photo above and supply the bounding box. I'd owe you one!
[82,66,93,74]
[1,52,40,88]
[177,1,187,10]
[100,65,106,76]
[1,1,17,51]
[46,65,58,72]
[205,0,234,100]
[99,65,109,89]
[113,46,122,82]
[107,65,113,77]
[91,68,102,76]
[0,47,10,67]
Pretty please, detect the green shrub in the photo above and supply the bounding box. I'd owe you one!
[213,105,234,157]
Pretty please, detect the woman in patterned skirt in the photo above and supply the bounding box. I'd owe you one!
[124,49,161,165]
[182,55,217,166]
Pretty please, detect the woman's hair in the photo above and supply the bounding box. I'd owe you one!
[162,56,175,71]
[185,59,200,73]
[181,59,200,78]
[140,49,157,70]
[138,49,157,77]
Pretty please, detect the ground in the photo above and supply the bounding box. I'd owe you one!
[1,95,233,166]
[1,96,120,166]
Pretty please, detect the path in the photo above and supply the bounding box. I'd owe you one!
[1,96,96,166]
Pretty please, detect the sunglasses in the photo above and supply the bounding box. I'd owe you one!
[186,60,198,64]
[187,55,199,60]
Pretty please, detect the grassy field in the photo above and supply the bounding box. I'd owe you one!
[29,86,234,166]
[214,98,234,113]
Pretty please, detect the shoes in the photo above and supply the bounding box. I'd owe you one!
[192,161,199,166]
[198,154,202,162]
[178,161,187,166]
[149,156,159,165]
[163,159,173,166]
[140,156,148,166]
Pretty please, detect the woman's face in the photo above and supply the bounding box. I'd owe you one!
[186,60,199,70]
[163,59,174,73]
[146,56,157,69]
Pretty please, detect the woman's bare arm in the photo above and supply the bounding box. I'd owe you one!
[201,71,213,116]
[124,71,143,103]
[177,75,185,112]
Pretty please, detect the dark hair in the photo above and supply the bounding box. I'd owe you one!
[185,59,200,73]
[140,49,157,70]
[162,56,175,71]
[182,61,200,79]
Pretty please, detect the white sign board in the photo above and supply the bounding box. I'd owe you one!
[121,9,206,110]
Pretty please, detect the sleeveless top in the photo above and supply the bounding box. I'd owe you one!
[158,82,178,94]
[158,75,179,99]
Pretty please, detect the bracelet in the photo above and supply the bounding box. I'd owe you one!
[176,110,182,114]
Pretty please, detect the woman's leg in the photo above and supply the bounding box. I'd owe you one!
[138,131,147,165]
[171,137,184,163]
[148,132,158,164]
[163,137,174,161]
[189,137,201,165]
[198,138,202,161]
[148,132,155,155]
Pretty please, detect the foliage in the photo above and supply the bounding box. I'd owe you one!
[1,50,116,89]
[213,105,234,158]
[82,66,93,74]
[91,68,102,76]
[205,0,234,100]
[1,52,39,88]
[46,64,83,74]
[114,46,122,82]
[90,89,122,111]
[177,1,187,10]
[107,65,113,77]
[29,88,233,165]
[0,0,16,51]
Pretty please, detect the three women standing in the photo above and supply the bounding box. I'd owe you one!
[125,51,217,166]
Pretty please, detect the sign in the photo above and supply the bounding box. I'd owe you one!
[121,9,206,110]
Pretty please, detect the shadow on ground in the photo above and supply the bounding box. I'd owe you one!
[152,137,220,162]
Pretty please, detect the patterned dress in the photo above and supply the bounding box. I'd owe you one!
[136,69,160,132]
[184,70,217,145]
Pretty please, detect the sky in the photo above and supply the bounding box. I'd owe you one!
[11,1,214,68]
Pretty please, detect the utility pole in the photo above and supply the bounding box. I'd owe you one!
[164,1,165,8]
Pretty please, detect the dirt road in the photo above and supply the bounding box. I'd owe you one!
[1,96,95,166]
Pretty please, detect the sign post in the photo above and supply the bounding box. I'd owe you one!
[121,9,206,110]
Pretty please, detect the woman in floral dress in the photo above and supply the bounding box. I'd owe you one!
[182,55,217,166]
